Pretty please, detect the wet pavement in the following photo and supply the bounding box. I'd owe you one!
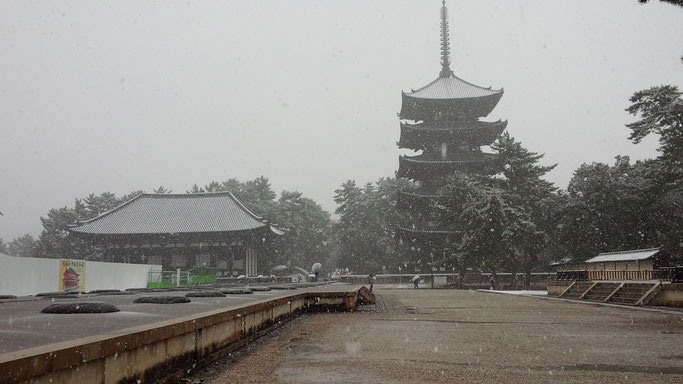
[192,288,683,384]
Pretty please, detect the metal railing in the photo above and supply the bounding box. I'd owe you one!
[555,270,589,281]
[556,267,683,283]
[148,269,192,287]
[188,266,217,284]
[656,266,683,283]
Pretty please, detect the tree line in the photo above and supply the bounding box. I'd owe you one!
[0,179,332,272]
[334,84,682,274]
[2,84,681,276]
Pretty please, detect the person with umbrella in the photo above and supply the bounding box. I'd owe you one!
[367,273,376,292]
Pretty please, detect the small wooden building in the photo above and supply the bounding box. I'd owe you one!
[584,247,672,281]
[552,257,588,281]
[69,192,284,276]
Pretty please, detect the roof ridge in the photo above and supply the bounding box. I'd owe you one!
[70,192,270,228]
[405,73,504,97]
[401,120,507,129]
[142,191,234,198]
[597,246,662,255]
[450,73,504,93]
[402,152,496,162]
[409,76,443,94]
[226,192,264,221]
[71,193,144,226]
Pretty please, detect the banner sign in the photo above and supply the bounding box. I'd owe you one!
[58,259,86,292]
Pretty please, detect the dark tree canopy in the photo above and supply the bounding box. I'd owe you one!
[638,0,683,8]
[626,85,683,183]
[270,190,332,270]
[189,176,277,217]
[437,134,557,276]
[153,186,172,194]
[556,157,660,260]
[7,234,36,258]
[333,177,415,273]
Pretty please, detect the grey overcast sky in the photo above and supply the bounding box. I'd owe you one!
[0,0,682,240]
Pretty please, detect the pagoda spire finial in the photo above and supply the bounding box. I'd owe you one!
[439,0,453,77]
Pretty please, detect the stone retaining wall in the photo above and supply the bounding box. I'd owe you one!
[546,281,683,308]
[648,283,683,308]
[342,273,553,290]
[0,290,359,384]
[546,281,571,296]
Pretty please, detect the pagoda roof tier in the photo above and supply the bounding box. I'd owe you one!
[397,152,497,181]
[396,226,457,246]
[69,192,284,237]
[396,190,439,211]
[398,120,507,150]
[400,75,504,121]
[405,73,503,100]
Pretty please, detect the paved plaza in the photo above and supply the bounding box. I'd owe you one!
[192,288,683,384]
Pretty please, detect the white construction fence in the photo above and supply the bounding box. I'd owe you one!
[0,252,161,296]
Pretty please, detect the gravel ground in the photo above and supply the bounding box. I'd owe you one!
[184,289,683,384]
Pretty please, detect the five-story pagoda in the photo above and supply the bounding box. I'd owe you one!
[396,0,507,266]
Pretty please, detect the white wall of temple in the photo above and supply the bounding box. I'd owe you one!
[0,253,161,296]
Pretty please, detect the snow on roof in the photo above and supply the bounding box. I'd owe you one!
[584,247,662,263]
[69,192,283,236]
[550,257,573,266]
[404,73,503,100]
[270,225,286,236]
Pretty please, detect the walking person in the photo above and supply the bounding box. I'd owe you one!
[367,273,375,293]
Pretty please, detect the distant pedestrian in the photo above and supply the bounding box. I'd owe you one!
[368,273,375,292]
[489,274,496,290]
[412,275,420,289]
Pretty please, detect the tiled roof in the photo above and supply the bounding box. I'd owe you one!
[400,119,508,131]
[550,257,574,266]
[404,73,503,100]
[398,120,508,149]
[270,225,286,236]
[69,192,277,235]
[400,152,496,164]
[584,248,661,264]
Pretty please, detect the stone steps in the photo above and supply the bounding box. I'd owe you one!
[584,283,620,301]
[560,282,593,299]
[607,283,656,305]
[558,281,660,306]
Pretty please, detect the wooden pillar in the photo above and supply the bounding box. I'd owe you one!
[245,247,258,277]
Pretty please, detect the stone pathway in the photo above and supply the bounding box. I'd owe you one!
[185,288,683,383]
